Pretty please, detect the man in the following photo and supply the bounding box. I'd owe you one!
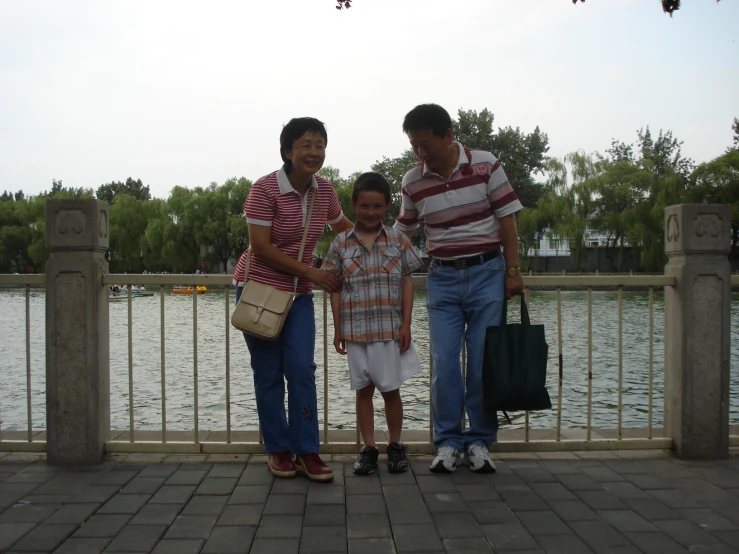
[394,104,525,473]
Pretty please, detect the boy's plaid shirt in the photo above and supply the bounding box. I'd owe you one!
[321,225,423,342]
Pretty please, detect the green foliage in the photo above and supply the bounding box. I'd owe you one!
[96,178,151,205]
[689,149,739,249]
[453,109,550,209]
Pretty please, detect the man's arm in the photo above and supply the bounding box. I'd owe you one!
[498,214,524,299]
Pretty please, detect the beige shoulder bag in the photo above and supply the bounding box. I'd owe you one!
[231,189,316,341]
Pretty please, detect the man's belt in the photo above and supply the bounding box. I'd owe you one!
[434,248,501,269]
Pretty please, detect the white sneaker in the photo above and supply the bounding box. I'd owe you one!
[430,446,460,473]
[465,444,496,473]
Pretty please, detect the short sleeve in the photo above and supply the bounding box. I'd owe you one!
[320,235,343,277]
[245,180,275,226]
[398,234,423,275]
[325,185,343,226]
[393,189,419,233]
[486,158,523,219]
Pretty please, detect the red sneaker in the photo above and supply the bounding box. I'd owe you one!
[295,453,334,482]
[268,451,296,479]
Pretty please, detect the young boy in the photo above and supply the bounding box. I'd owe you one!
[321,172,423,475]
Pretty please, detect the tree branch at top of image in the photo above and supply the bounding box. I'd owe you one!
[334,0,721,17]
[572,0,721,17]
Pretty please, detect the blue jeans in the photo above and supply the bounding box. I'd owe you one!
[426,255,505,451]
[236,287,319,455]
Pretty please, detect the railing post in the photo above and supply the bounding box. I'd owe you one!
[664,204,731,460]
[45,199,110,465]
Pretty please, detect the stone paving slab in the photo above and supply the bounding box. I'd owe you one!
[0,450,738,553]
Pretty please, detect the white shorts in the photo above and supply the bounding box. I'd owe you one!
[345,340,421,392]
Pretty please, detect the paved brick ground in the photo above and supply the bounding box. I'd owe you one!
[1,450,738,553]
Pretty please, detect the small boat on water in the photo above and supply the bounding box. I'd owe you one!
[133,290,154,297]
[172,286,208,295]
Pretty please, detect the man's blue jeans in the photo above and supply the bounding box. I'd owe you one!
[426,254,505,451]
[236,287,319,455]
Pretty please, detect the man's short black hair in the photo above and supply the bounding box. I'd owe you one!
[352,172,391,204]
[279,117,328,173]
[402,104,452,139]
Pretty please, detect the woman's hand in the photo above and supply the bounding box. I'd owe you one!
[398,323,411,353]
[334,332,347,355]
[307,268,342,293]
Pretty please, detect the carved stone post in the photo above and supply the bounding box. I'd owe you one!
[664,204,731,459]
[46,200,110,465]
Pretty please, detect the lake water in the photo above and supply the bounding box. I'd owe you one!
[1,288,738,433]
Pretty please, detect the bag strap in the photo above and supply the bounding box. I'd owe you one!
[293,188,316,293]
[520,293,531,326]
[244,185,317,295]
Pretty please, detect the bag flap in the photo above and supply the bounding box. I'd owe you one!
[241,281,293,313]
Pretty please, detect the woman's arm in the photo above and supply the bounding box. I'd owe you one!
[248,223,341,292]
[329,216,354,234]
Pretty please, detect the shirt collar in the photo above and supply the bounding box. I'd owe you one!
[422,141,469,178]
[277,166,319,195]
[347,224,389,241]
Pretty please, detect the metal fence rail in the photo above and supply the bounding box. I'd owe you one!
[3,272,738,454]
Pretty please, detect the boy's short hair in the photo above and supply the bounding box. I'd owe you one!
[352,172,391,204]
[279,117,328,173]
[402,104,452,139]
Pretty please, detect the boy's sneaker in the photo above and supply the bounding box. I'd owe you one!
[465,444,496,473]
[353,446,379,475]
[295,453,334,482]
[430,445,461,473]
[386,442,410,473]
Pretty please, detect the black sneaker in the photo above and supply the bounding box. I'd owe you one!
[386,442,410,473]
[353,446,379,475]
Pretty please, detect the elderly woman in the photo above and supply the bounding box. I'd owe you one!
[236,117,352,482]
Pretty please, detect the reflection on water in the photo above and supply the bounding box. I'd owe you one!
[1,288,738,432]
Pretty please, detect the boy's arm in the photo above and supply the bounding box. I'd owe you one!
[331,290,346,355]
[398,274,414,353]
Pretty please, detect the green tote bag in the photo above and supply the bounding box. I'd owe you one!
[482,294,552,412]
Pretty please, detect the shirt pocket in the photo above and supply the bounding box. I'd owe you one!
[381,246,402,274]
[341,246,363,277]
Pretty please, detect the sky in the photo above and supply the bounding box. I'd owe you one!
[1,0,737,199]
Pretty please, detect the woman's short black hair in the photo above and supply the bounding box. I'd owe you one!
[280,117,328,173]
[352,172,391,204]
[402,104,452,139]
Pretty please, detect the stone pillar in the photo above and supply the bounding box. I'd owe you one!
[664,204,731,460]
[45,199,110,465]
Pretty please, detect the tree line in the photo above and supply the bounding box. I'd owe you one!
[1,113,737,274]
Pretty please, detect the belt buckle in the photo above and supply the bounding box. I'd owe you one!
[454,259,467,269]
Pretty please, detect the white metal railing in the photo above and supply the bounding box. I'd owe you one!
[3,272,739,453]
[0,274,45,452]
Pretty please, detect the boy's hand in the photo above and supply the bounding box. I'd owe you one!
[334,332,347,355]
[398,323,411,353]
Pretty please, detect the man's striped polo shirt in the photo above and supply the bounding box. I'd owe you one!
[394,142,523,259]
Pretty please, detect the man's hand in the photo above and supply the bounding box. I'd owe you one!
[505,273,524,299]
[308,268,342,293]
[398,323,411,353]
[334,332,347,355]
